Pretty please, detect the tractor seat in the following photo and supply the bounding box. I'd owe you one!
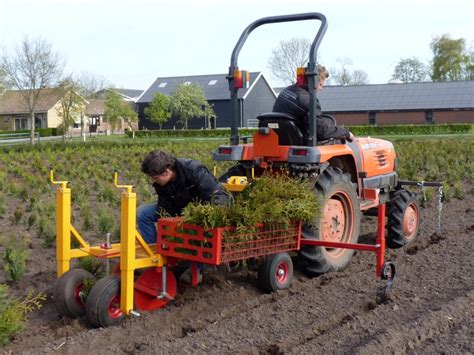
[257,112,305,146]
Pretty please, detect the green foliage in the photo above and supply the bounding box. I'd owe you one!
[170,83,215,129]
[394,137,473,200]
[56,78,86,136]
[430,34,473,81]
[349,124,472,136]
[391,57,427,83]
[12,206,24,225]
[0,285,45,346]
[77,256,104,277]
[97,208,115,235]
[129,124,473,139]
[1,235,30,283]
[38,218,55,248]
[182,174,319,229]
[144,92,172,129]
[104,90,138,132]
[0,128,57,137]
[0,195,5,218]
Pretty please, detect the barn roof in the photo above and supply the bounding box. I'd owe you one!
[137,72,265,103]
[319,81,474,112]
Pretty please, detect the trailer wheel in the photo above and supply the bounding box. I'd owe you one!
[86,276,125,328]
[387,189,421,248]
[258,252,293,293]
[53,268,95,318]
[300,167,361,275]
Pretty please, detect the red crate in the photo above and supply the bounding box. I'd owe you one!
[157,217,301,265]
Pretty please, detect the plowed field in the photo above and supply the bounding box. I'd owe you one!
[3,194,473,354]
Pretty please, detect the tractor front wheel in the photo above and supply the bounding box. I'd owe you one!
[53,268,96,318]
[86,276,125,328]
[257,252,293,293]
[300,167,361,275]
[387,189,421,248]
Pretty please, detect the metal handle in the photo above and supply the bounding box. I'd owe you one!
[114,171,134,193]
[49,170,68,189]
[228,13,327,146]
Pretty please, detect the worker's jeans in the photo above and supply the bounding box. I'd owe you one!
[136,203,159,244]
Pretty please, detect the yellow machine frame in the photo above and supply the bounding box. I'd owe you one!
[50,171,166,315]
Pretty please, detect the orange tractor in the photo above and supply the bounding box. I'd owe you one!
[214,12,422,278]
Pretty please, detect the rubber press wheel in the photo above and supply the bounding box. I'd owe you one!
[53,268,96,318]
[299,167,361,275]
[258,252,293,293]
[387,189,421,248]
[86,276,125,328]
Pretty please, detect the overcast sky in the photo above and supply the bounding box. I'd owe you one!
[1,0,473,90]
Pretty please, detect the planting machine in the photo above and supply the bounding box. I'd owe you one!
[51,13,442,328]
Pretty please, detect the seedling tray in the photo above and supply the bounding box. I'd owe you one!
[157,217,301,265]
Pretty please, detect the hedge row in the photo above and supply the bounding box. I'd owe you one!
[129,123,473,138]
[0,128,60,137]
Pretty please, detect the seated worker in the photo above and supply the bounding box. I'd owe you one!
[272,64,354,143]
[137,150,230,282]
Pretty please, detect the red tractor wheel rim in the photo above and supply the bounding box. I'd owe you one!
[108,295,123,319]
[321,191,354,258]
[275,261,289,284]
[403,204,418,240]
[74,283,86,308]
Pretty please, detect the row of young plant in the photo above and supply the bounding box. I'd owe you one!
[0,136,472,251]
[130,123,473,138]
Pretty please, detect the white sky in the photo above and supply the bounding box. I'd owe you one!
[1,0,473,90]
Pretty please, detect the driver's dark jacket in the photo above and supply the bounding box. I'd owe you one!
[273,84,350,141]
[153,158,229,216]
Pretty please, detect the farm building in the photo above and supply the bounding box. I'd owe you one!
[312,81,474,125]
[0,88,84,131]
[136,72,277,129]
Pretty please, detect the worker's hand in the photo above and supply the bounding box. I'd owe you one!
[347,132,355,142]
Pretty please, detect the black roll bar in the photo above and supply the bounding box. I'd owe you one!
[227,12,327,146]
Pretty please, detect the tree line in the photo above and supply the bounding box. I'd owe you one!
[268,34,474,85]
[1,33,472,143]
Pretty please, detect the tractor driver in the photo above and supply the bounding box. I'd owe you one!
[137,150,229,244]
[272,64,354,143]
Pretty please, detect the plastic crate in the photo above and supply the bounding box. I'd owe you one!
[157,217,301,265]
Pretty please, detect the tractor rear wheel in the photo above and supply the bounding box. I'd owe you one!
[300,167,361,275]
[53,268,95,318]
[86,276,125,328]
[387,189,421,248]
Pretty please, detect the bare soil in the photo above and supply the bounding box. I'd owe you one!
[2,194,473,354]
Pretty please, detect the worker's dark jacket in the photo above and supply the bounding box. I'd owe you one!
[273,84,350,142]
[153,158,229,216]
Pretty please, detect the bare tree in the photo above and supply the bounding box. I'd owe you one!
[329,57,369,86]
[1,37,64,144]
[267,37,311,85]
[0,65,7,93]
[75,71,111,99]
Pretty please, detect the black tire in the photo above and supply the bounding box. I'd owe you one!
[299,166,361,275]
[86,276,125,328]
[387,189,421,249]
[53,268,95,318]
[257,252,293,293]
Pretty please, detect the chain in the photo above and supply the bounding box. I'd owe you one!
[437,185,443,234]
[416,181,427,202]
